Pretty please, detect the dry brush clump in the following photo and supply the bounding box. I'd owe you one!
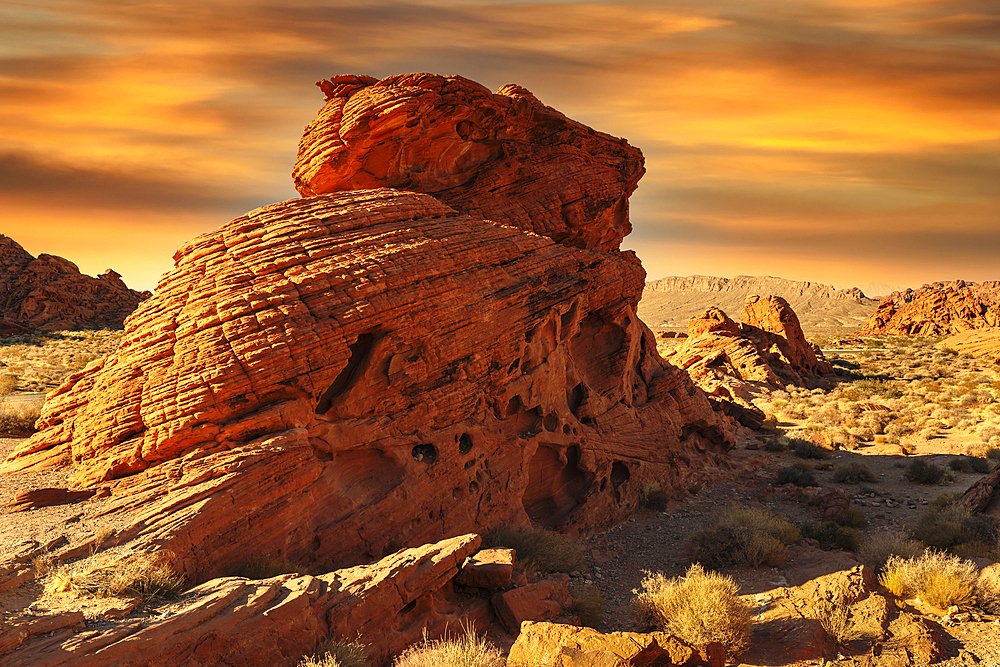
[880,551,978,609]
[858,530,924,573]
[685,507,800,568]
[0,329,122,391]
[393,626,504,667]
[634,564,751,657]
[45,551,183,600]
[299,640,369,667]
[913,494,999,556]
[0,395,43,435]
[483,524,582,576]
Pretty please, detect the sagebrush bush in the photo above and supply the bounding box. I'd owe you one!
[880,551,978,609]
[905,459,948,485]
[858,530,924,573]
[800,521,862,551]
[949,456,992,474]
[639,482,670,512]
[484,524,581,574]
[568,581,606,628]
[0,397,43,435]
[633,564,751,656]
[393,626,503,667]
[776,466,817,487]
[300,641,369,667]
[46,551,183,599]
[792,438,831,460]
[913,496,999,553]
[685,507,800,568]
[833,506,866,528]
[833,461,877,484]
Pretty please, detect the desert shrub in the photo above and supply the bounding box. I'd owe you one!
[913,496,999,553]
[977,577,1000,614]
[791,438,831,460]
[393,626,503,667]
[0,397,43,435]
[833,461,877,484]
[568,581,606,628]
[776,466,817,487]
[484,524,581,574]
[47,551,183,600]
[988,447,1000,460]
[639,483,670,512]
[233,554,304,579]
[685,508,799,568]
[833,506,866,528]
[879,551,977,609]
[763,435,788,452]
[905,459,948,485]
[858,530,924,573]
[815,601,863,647]
[633,564,751,656]
[948,456,992,474]
[300,641,369,667]
[800,521,862,551]
[0,374,16,395]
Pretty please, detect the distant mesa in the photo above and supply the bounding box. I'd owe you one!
[639,275,878,332]
[660,295,835,428]
[0,234,149,333]
[4,73,732,610]
[861,280,1000,336]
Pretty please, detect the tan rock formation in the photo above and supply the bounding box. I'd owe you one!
[660,296,834,426]
[0,235,149,332]
[861,282,1000,335]
[2,534,484,667]
[938,327,1000,364]
[3,191,729,583]
[639,274,878,332]
[292,73,644,253]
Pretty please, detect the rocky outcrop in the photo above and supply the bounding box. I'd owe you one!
[293,73,644,253]
[0,235,149,333]
[938,328,1000,364]
[660,296,834,423]
[3,75,732,587]
[639,275,878,332]
[1,534,487,667]
[861,281,1000,336]
[959,464,1000,515]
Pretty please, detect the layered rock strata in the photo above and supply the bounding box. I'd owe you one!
[660,296,834,424]
[938,328,1000,365]
[0,235,149,333]
[293,73,644,253]
[861,281,1000,335]
[4,74,732,586]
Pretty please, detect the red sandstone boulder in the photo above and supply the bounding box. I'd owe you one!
[491,572,573,630]
[456,547,514,589]
[740,294,833,378]
[861,282,1000,336]
[293,73,644,253]
[0,235,149,332]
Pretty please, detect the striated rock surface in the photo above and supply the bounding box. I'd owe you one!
[639,275,878,332]
[1,534,484,667]
[938,327,1000,364]
[660,296,834,423]
[861,281,1000,336]
[293,73,644,253]
[0,235,149,333]
[958,463,1000,515]
[4,89,731,583]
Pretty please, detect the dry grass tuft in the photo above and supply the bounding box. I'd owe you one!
[0,396,43,435]
[483,524,581,575]
[299,640,369,667]
[833,461,878,484]
[880,551,978,609]
[568,581,606,628]
[815,601,864,647]
[685,507,799,568]
[858,530,924,573]
[45,551,183,600]
[634,564,751,656]
[393,626,504,667]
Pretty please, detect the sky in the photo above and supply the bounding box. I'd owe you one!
[2,0,998,297]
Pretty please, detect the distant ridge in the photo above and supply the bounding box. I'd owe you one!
[861,279,1000,335]
[638,275,879,332]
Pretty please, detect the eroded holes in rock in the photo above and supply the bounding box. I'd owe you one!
[452,487,462,501]
[316,332,377,414]
[512,406,542,436]
[399,599,417,615]
[560,301,578,335]
[458,433,473,455]
[567,383,587,416]
[600,478,608,492]
[581,417,595,427]
[464,459,476,470]
[412,444,437,464]
[506,395,524,416]
[562,424,571,435]
[469,480,480,494]
[611,461,630,489]
[543,412,559,432]
[507,359,521,374]
[523,444,591,528]
[428,511,435,520]
[568,314,626,394]
[329,449,405,506]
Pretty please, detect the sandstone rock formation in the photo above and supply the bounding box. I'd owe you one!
[3,75,732,589]
[660,296,834,425]
[938,327,1000,364]
[0,235,149,333]
[293,73,644,253]
[639,275,878,332]
[861,281,1000,336]
[2,534,488,667]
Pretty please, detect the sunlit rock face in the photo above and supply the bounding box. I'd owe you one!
[293,73,644,253]
[0,234,149,333]
[5,74,732,583]
[862,282,1000,335]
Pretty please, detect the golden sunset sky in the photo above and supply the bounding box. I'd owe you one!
[2,0,998,295]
